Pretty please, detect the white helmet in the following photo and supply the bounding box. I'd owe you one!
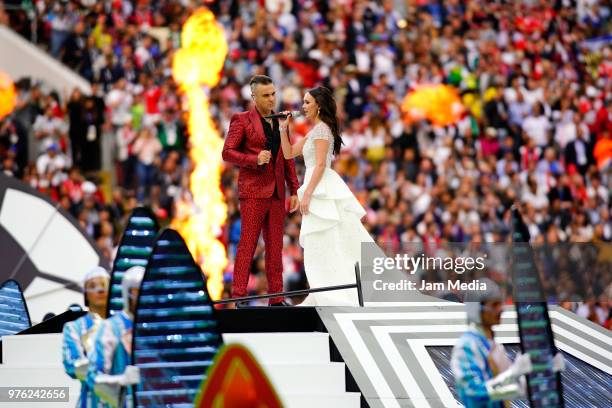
[82,266,110,307]
[464,277,503,324]
[121,266,145,313]
[82,266,110,287]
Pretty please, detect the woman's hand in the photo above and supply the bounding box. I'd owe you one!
[278,111,292,131]
[300,191,311,215]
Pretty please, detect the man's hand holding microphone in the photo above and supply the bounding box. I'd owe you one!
[258,111,299,166]
[258,150,272,165]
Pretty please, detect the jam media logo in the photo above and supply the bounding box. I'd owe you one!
[372,253,486,275]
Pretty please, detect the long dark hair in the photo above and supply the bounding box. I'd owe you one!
[308,86,343,155]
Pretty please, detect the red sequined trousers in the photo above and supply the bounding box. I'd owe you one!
[232,195,285,304]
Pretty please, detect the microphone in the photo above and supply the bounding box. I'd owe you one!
[263,111,302,119]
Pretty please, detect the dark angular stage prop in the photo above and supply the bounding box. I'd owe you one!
[511,208,564,407]
[132,228,222,407]
[107,207,159,317]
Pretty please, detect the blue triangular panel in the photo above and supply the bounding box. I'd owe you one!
[0,279,31,336]
[132,228,222,407]
[106,207,159,317]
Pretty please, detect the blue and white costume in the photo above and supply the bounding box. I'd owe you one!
[62,266,109,408]
[88,266,143,408]
[451,323,514,408]
[451,278,532,408]
[63,312,104,407]
[88,311,134,407]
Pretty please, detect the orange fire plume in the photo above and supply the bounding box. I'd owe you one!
[0,72,16,121]
[171,8,228,300]
[401,84,464,127]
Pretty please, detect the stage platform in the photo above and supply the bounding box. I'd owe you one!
[1,306,361,408]
[0,304,610,408]
[319,303,612,408]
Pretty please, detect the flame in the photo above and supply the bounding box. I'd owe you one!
[401,84,464,127]
[171,8,228,300]
[0,72,16,121]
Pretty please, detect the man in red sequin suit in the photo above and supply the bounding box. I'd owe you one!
[222,75,299,306]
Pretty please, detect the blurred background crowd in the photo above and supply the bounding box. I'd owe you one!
[0,0,610,326]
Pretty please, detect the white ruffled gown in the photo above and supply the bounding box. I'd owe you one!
[297,121,375,306]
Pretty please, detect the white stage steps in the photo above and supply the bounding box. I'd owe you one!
[0,332,360,408]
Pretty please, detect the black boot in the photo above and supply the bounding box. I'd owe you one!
[269,300,291,307]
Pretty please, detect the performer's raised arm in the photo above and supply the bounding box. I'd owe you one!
[279,115,307,159]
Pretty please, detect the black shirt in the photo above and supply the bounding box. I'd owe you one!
[260,116,280,161]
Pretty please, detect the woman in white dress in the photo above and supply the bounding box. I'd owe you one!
[278,87,375,306]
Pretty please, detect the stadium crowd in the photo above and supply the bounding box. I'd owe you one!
[1,0,610,326]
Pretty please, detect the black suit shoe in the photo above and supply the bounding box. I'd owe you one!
[269,300,291,307]
[235,301,249,308]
